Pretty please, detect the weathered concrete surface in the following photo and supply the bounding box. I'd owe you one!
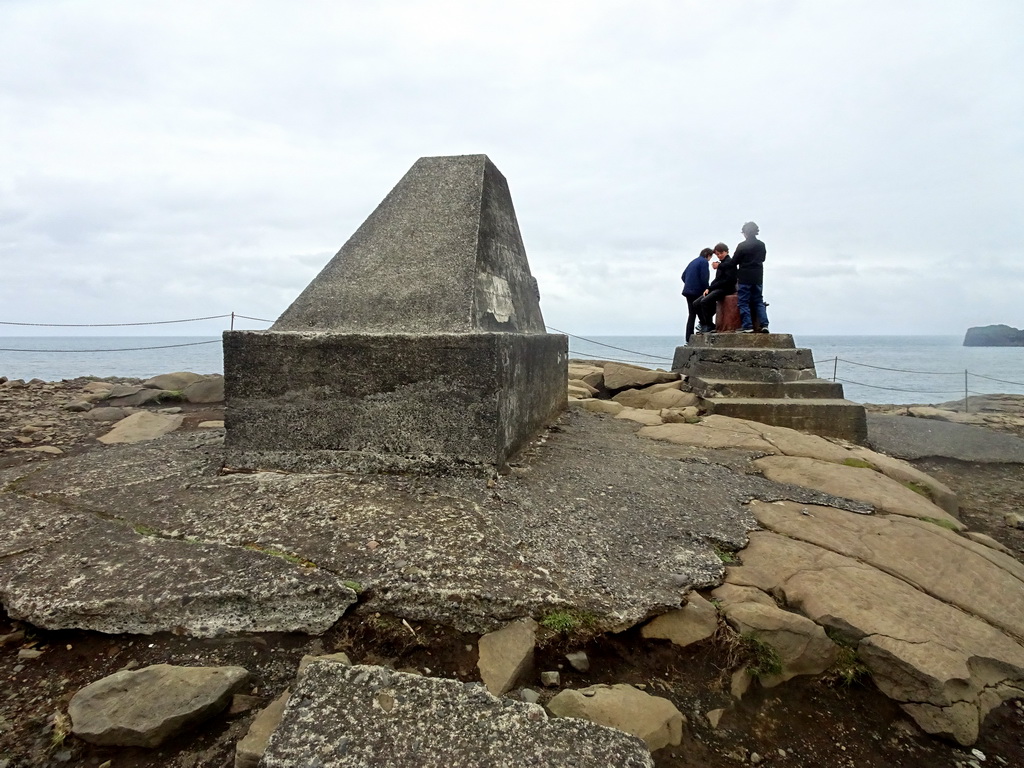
[0,410,857,635]
[223,330,567,471]
[261,663,655,767]
[225,154,566,471]
[867,413,1024,463]
[273,155,545,336]
[0,493,357,636]
[69,664,250,747]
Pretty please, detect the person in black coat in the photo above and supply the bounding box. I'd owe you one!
[693,243,735,333]
[733,221,769,333]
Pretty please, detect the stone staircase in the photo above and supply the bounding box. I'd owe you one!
[671,333,867,443]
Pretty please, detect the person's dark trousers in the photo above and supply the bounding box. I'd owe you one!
[695,289,729,330]
[737,282,769,331]
[684,294,700,341]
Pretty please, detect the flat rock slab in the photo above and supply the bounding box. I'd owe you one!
[726,528,1024,745]
[69,664,250,747]
[867,413,1024,463]
[752,455,962,528]
[97,411,184,444]
[261,663,654,767]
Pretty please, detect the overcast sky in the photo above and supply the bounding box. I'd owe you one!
[2,0,1021,338]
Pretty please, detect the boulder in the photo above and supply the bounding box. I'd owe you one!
[660,407,699,423]
[568,379,599,397]
[602,363,678,392]
[83,407,128,422]
[571,399,623,415]
[184,376,225,404]
[97,412,184,444]
[615,408,664,426]
[69,664,250,747]
[547,683,684,751]
[722,600,838,686]
[143,372,204,390]
[642,389,698,411]
[478,618,537,696]
[568,385,594,399]
[261,664,654,767]
[612,388,654,409]
[641,592,718,648]
[235,690,290,768]
[752,455,963,529]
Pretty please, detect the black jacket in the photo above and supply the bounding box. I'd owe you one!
[707,255,737,294]
[733,237,766,284]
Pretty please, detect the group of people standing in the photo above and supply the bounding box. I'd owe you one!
[681,221,770,341]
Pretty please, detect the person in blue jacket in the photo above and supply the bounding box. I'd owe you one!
[681,247,713,342]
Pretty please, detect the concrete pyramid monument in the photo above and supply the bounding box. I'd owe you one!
[223,155,567,471]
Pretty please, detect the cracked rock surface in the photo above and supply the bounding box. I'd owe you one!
[632,413,1024,745]
[1,411,811,635]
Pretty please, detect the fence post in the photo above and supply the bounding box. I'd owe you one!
[230,311,235,331]
[964,370,968,413]
[833,356,838,382]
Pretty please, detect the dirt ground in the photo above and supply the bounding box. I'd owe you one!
[1,384,1023,767]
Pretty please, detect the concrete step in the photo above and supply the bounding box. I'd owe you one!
[687,332,797,350]
[690,377,845,399]
[701,397,867,443]
[673,346,815,376]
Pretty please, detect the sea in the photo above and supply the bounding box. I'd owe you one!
[2,334,1024,406]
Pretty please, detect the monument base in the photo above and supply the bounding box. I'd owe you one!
[223,331,567,472]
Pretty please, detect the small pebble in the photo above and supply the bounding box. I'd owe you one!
[17,649,43,660]
[540,671,560,687]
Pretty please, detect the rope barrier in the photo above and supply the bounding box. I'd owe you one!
[966,371,1024,388]
[547,326,673,362]
[1,313,1023,397]
[0,314,233,327]
[569,350,673,367]
[0,340,221,353]
[832,357,962,375]
[833,377,966,395]
[233,314,276,323]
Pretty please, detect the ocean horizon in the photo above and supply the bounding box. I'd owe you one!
[2,334,1023,406]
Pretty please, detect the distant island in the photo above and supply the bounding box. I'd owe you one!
[963,324,1024,347]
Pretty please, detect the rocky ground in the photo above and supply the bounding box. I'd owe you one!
[0,372,1022,767]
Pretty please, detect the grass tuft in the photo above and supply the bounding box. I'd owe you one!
[920,516,960,532]
[842,458,875,470]
[539,609,595,634]
[741,633,783,679]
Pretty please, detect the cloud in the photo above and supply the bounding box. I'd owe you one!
[1,0,1022,338]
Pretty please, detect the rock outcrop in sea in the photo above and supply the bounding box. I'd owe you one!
[963,324,1024,346]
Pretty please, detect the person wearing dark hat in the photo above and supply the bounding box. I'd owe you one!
[681,247,713,341]
[733,221,769,333]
